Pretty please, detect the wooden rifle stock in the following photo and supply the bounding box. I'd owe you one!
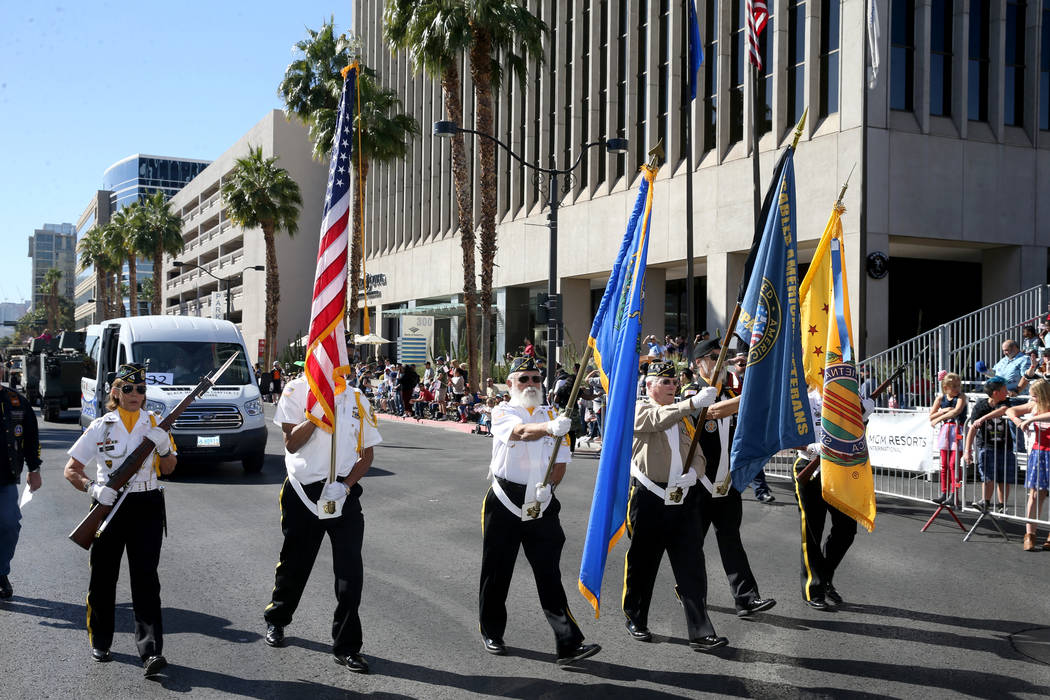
[69,353,240,549]
[795,361,909,485]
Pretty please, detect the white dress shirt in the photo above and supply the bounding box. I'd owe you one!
[489,403,571,485]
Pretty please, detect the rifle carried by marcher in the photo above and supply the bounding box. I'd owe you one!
[69,352,240,549]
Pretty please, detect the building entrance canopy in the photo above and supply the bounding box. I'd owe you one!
[380,303,470,319]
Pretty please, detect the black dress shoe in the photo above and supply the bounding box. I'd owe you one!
[625,618,652,642]
[264,624,285,647]
[932,493,947,505]
[334,653,370,674]
[825,585,844,605]
[555,642,601,666]
[0,575,12,599]
[689,635,729,652]
[143,655,167,676]
[91,648,112,663]
[806,597,831,610]
[737,597,777,617]
[482,637,507,655]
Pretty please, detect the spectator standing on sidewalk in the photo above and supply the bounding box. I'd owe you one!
[964,377,1022,513]
[1006,380,1050,551]
[929,372,968,505]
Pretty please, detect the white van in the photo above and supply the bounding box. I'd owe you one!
[80,316,267,472]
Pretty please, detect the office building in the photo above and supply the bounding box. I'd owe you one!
[354,0,1050,359]
[163,110,330,364]
[28,223,76,314]
[74,190,114,329]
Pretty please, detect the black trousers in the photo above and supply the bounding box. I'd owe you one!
[479,481,584,654]
[87,489,165,660]
[792,458,857,601]
[264,478,365,656]
[622,482,716,640]
[698,488,761,611]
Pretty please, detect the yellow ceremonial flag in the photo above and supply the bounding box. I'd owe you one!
[798,208,836,394]
[812,204,876,532]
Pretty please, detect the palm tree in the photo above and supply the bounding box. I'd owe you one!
[384,0,481,389]
[139,190,185,313]
[39,268,62,331]
[466,1,547,384]
[103,208,138,317]
[221,146,303,365]
[279,21,419,335]
[78,226,112,321]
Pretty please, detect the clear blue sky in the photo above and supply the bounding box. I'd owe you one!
[0,1,358,303]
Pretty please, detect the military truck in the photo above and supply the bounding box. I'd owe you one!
[5,345,27,389]
[20,339,43,404]
[40,331,86,422]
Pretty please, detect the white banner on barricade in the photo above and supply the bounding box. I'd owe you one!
[866,411,937,472]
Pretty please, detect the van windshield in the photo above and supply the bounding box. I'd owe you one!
[132,341,252,386]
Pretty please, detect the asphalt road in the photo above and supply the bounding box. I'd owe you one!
[2,405,1048,699]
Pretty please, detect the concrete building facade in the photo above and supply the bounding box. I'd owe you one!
[162,110,330,365]
[28,223,76,314]
[353,0,1050,361]
[73,190,114,329]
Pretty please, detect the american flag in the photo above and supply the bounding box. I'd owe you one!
[305,62,358,432]
[746,0,769,70]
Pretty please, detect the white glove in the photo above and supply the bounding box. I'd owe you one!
[547,415,572,437]
[322,483,347,502]
[690,386,718,410]
[145,426,170,456]
[675,470,698,488]
[535,483,552,504]
[90,483,119,506]
[803,442,821,460]
[860,398,875,422]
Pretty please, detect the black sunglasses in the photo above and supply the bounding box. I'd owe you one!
[120,384,147,395]
[516,375,543,383]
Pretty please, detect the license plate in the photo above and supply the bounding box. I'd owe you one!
[196,436,220,448]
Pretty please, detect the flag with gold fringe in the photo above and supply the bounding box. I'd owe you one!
[578,165,659,617]
[800,203,876,531]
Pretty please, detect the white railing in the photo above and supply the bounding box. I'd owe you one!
[860,285,1048,409]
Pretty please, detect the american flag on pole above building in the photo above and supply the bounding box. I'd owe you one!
[745,0,769,70]
[304,62,359,433]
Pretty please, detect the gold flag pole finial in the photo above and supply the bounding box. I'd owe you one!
[791,107,809,149]
[647,139,665,170]
[836,162,857,208]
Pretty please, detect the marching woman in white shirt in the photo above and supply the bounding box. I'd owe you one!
[63,364,177,676]
[262,361,382,675]
[479,356,601,666]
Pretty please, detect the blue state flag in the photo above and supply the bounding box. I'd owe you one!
[730,151,813,491]
[578,165,658,617]
[688,0,704,100]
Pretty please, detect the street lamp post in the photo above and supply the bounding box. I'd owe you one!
[172,261,265,320]
[433,120,628,390]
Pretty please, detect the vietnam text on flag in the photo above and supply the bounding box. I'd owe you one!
[803,205,876,531]
[578,165,658,617]
[305,62,359,432]
[730,146,813,491]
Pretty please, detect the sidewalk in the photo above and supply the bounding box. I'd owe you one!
[375,410,604,455]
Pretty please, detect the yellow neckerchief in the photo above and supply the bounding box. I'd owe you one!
[698,372,738,399]
[117,407,139,434]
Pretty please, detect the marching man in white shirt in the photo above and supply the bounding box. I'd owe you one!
[479,356,601,666]
[262,353,382,675]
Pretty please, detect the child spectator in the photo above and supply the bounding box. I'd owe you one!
[929,372,967,505]
[1006,379,1050,551]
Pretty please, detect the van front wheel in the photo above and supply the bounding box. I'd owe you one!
[242,453,265,474]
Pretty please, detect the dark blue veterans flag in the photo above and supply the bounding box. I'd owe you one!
[730,150,813,491]
[578,165,658,617]
[688,0,704,100]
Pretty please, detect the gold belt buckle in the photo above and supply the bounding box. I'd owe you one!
[323,500,336,514]
[525,502,542,519]
[668,487,683,503]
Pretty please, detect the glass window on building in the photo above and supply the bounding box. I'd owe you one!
[1041,0,1050,130]
[658,0,670,159]
[599,0,609,185]
[617,0,628,179]
[636,0,649,166]
[1005,0,1026,127]
[819,0,840,118]
[968,0,990,121]
[788,0,806,130]
[563,0,575,172]
[891,0,915,111]
[930,0,953,117]
[704,0,719,152]
[758,7,774,135]
[730,0,745,144]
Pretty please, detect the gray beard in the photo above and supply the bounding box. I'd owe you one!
[509,385,542,409]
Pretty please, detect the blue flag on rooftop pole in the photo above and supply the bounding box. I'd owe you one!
[688,0,704,100]
[730,149,813,492]
[578,165,658,617]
